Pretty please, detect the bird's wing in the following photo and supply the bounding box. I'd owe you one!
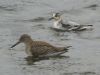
[61,20,80,28]
[67,21,80,26]
[61,21,71,28]
[39,50,67,57]
[30,41,58,55]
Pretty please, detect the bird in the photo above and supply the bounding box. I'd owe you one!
[11,34,71,59]
[49,13,93,32]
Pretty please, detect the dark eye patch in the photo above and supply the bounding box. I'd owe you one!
[55,13,60,17]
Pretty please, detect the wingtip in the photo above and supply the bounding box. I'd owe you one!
[87,25,93,26]
[64,46,72,51]
[65,46,72,48]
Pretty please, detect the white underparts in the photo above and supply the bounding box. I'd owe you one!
[53,21,62,29]
[25,45,33,56]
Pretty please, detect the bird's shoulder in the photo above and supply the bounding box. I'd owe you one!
[32,41,54,47]
[67,21,80,26]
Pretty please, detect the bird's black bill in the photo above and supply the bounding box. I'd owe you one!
[48,17,54,20]
[11,41,20,48]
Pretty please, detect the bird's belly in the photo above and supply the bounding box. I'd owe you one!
[53,22,62,29]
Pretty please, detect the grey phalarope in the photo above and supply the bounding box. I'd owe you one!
[49,13,93,32]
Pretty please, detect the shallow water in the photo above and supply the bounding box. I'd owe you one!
[0,0,100,75]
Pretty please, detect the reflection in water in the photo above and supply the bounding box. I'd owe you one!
[74,29,94,40]
[26,55,70,65]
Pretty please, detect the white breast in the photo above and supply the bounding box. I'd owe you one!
[25,46,33,56]
[53,21,62,29]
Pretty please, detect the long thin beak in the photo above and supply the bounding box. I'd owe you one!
[11,41,20,48]
[48,17,54,21]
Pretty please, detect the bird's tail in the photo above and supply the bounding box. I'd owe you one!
[63,46,72,52]
[74,24,93,27]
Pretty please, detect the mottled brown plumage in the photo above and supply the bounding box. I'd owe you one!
[11,34,71,58]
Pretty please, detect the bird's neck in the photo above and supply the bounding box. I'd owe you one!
[24,39,33,56]
[24,38,33,47]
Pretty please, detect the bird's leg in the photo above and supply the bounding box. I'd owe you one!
[25,56,34,65]
[25,56,33,61]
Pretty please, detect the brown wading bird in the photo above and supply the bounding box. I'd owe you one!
[11,34,71,59]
